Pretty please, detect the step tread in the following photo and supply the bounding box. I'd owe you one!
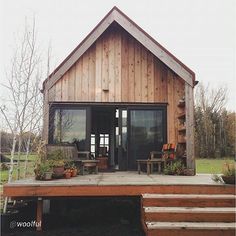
[146,221,236,230]
[142,194,236,199]
[144,206,236,213]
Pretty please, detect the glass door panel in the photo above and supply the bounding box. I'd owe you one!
[128,109,166,170]
[115,109,128,170]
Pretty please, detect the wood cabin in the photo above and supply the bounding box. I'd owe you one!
[4,8,236,235]
[42,6,196,172]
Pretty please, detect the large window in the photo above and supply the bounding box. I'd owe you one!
[52,109,87,150]
[129,109,166,169]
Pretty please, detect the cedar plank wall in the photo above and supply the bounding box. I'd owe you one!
[48,25,185,143]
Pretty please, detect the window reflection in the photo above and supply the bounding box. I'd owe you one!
[53,109,86,150]
[129,110,164,169]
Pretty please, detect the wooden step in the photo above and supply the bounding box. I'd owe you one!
[142,194,236,207]
[146,222,236,236]
[144,207,236,222]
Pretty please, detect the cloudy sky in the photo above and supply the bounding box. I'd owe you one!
[1,0,235,110]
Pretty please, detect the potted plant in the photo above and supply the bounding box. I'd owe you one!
[221,162,235,184]
[34,162,53,180]
[48,149,65,178]
[64,161,78,177]
[212,162,235,185]
[64,169,72,179]
[71,166,78,177]
[69,163,78,177]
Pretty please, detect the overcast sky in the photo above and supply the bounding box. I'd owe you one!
[1,0,235,110]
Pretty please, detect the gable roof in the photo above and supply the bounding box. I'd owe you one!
[43,6,195,90]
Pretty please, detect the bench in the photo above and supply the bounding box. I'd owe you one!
[137,159,166,175]
[79,160,99,175]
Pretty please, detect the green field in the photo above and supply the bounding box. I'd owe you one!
[196,158,235,174]
[1,154,37,183]
[5,153,37,161]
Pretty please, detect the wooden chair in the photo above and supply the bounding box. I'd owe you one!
[149,151,165,174]
[76,149,99,175]
[149,143,177,173]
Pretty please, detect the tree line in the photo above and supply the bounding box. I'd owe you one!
[194,83,235,158]
[0,131,40,153]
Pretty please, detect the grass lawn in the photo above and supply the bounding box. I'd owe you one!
[0,163,36,183]
[5,153,37,161]
[196,158,235,174]
[1,154,37,184]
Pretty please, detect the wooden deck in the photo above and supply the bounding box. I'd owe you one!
[3,172,234,197]
[3,172,235,232]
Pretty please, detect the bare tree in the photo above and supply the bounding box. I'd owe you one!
[0,17,43,213]
[194,83,228,158]
[22,72,43,178]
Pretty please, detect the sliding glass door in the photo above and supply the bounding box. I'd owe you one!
[49,105,166,170]
[128,108,166,170]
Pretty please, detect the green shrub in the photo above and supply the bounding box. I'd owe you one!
[163,160,185,175]
[34,161,52,180]
[47,149,65,167]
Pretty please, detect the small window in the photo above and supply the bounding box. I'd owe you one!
[90,134,96,156]
[99,134,109,153]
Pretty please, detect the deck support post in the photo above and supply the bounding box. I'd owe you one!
[36,197,43,231]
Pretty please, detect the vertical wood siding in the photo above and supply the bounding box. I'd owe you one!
[47,25,187,145]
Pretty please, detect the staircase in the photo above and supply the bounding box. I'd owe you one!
[141,186,236,236]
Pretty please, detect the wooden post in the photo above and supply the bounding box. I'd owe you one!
[138,162,141,174]
[185,82,195,173]
[158,162,161,174]
[36,197,43,231]
[147,161,150,175]
[42,85,49,144]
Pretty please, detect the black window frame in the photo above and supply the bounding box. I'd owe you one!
[127,105,167,169]
[48,104,91,151]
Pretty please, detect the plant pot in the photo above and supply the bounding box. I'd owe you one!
[222,175,235,185]
[71,169,77,177]
[64,172,71,179]
[44,172,53,180]
[53,166,64,178]
[35,175,42,180]
[183,168,195,176]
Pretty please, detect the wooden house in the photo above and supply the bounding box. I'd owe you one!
[42,6,196,172]
[4,8,236,235]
